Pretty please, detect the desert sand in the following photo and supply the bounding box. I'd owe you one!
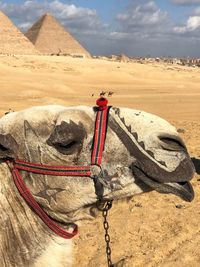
[0,55,200,267]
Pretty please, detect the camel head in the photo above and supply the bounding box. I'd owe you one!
[0,105,195,224]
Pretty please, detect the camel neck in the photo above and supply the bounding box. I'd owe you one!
[0,163,72,267]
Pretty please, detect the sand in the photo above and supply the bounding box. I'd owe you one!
[0,55,199,266]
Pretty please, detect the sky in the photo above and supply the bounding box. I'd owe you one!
[1,0,200,57]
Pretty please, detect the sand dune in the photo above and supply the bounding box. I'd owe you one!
[0,55,199,266]
[0,55,199,121]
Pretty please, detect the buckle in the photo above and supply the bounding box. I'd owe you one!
[90,165,111,188]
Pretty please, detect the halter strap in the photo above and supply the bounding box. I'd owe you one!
[91,106,110,165]
[14,159,91,177]
[11,166,78,239]
[7,98,111,239]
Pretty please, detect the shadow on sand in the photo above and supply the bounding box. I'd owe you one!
[192,157,200,175]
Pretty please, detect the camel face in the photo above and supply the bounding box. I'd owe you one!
[109,108,194,202]
[0,105,194,223]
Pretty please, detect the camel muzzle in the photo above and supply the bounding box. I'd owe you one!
[132,164,194,202]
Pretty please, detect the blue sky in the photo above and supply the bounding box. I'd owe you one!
[1,0,200,57]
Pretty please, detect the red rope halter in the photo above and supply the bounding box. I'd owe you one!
[6,98,110,239]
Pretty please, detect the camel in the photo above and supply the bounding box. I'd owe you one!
[0,105,195,267]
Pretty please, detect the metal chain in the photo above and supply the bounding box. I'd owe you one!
[101,200,114,267]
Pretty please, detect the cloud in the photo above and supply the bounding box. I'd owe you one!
[0,0,106,34]
[186,16,200,29]
[108,1,200,57]
[116,1,168,28]
[193,6,200,14]
[173,16,200,34]
[171,0,200,5]
[114,1,170,40]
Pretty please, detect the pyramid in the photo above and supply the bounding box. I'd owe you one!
[25,13,91,57]
[0,10,39,55]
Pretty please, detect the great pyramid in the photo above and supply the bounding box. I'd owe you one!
[25,13,91,57]
[0,10,39,55]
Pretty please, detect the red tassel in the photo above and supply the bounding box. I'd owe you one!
[96,97,108,110]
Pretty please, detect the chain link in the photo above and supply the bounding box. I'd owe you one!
[101,200,114,267]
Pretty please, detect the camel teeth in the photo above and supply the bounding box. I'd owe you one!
[146,150,154,158]
[113,107,120,115]
[139,141,145,149]
[127,125,131,132]
[132,132,138,140]
[120,117,125,124]
[158,160,167,167]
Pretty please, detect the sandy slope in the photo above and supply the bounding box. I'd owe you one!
[0,55,199,267]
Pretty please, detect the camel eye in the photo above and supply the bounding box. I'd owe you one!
[53,140,79,155]
[57,141,77,149]
[0,144,9,152]
[47,120,87,155]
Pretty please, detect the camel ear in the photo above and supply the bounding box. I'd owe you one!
[0,134,17,159]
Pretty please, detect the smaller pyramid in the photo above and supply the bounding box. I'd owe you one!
[25,13,91,57]
[118,54,130,62]
[0,10,39,55]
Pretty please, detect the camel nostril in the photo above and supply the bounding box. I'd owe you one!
[0,144,9,151]
[159,136,186,152]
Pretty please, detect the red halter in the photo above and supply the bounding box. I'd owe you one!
[6,98,111,239]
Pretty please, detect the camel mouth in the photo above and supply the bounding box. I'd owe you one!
[132,165,194,202]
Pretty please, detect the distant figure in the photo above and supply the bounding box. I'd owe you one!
[100,91,106,96]
[5,109,14,115]
[57,48,62,56]
[108,91,114,97]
